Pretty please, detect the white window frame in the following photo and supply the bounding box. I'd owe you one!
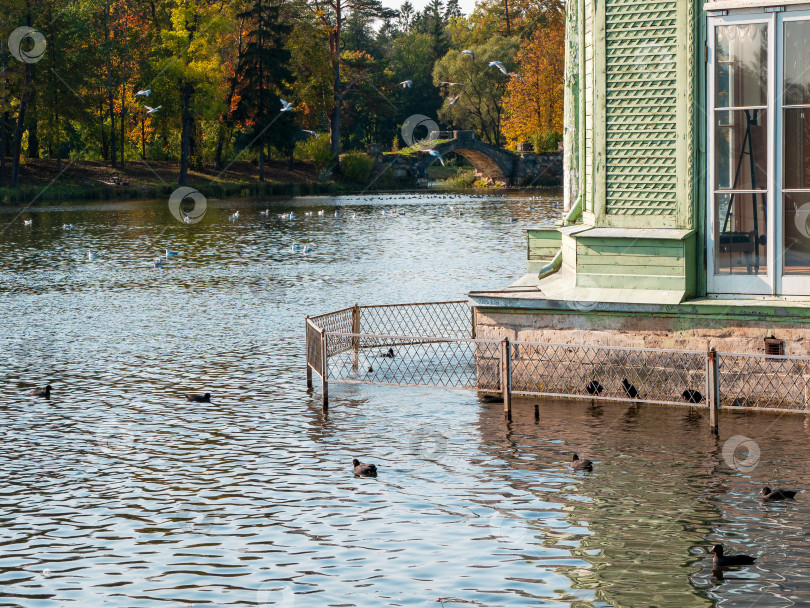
[707,12,776,295]
[777,9,810,295]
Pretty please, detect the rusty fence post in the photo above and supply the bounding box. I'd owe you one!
[305,317,313,389]
[320,328,329,411]
[707,348,719,435]
[352,303,360,371]
[470,306,477,339]
[501,337,512,421]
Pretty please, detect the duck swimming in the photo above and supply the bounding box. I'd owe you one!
[186,393,211,403]
[622,378,639,399]
[585,380,603,396]
[353,458,377,477]
[572,453,593,471]
[709,544,756,567]
[28,385,52,398]
[761,487,797,501]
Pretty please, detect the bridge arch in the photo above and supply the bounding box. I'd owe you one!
[415,134,515,183]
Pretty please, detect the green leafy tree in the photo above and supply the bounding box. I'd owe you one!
[433,36,519,146]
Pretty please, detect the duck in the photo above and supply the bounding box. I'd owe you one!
[28,385,52,398]
[353,458,377,477]
[761,487,797,501]
[682,389,704,403]
[186,393,211,403]
[585,380,603,396]
[572,453,593,471]
[622,378,639,399]
[381,347,394,359]
[709,544,756,567]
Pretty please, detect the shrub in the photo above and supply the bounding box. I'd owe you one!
[444,169,477,189]
[295,134,335,170]
[533,131,562,153]
[339,151,375,185]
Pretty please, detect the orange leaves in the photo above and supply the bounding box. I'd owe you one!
[501,18,564,147]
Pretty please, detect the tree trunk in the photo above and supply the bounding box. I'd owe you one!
[27,93,38,158]
[100,97,108,161]
[10,63,31,188]
[105,0,116,169]
[259,145,264,182]
[178,81,193,186]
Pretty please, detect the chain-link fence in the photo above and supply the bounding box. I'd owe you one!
[306,302,810,414]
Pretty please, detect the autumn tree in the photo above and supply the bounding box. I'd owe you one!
[501,18,564,149]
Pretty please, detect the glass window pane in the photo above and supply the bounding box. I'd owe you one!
[715,109,768,190]
[784,108,810,189]
[716,192,768,275]
[784,193,810,275]
[784,21,810,106]
[716,23,768,108]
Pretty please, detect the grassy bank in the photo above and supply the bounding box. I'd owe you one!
[0,159,339,205]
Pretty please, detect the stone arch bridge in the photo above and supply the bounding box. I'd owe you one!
[382,131,562,187]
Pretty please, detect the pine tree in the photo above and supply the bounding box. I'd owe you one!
[235,0,295,181]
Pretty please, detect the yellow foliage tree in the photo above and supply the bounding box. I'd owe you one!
[501,19,564,150]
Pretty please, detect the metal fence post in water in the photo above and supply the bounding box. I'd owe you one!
[352,304,360,371]
[305,317,313,389]
[320,328,329,411]
[707,348,719,435]
[501,337,512,421]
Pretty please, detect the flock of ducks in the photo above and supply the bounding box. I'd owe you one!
[585,378,705,404]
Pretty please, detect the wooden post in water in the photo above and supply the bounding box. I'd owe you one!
[305,317,313,389]
[707,347,719,435]
[320,328,329,411]
[501,337,512,421]
[352,304,360,371]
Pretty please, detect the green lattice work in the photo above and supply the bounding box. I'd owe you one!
[605,0,678,216]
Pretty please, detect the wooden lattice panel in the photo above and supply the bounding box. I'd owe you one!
[605,0,678,216]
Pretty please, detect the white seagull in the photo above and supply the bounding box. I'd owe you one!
[448,95,461,105]
[87,249,100,260]
[23,219,32,226]
[62,224,73,230]
[509,73,525,83]
[488,61,508,75]
[302,130,320,139]
[427,149,445,166]
[135,89,151,97]
[280,99,294,112]
[153,258,162,268]
[461,49,474,60]
[260,209,270,216]
[144,105,161,114]
[165,248,179,257]
[399,80,413,88]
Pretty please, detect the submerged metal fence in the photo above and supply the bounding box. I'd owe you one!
[305,302,810,422]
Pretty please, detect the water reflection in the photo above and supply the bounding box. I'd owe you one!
[0,193,809,607]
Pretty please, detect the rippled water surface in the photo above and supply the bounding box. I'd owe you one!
[1,192,810,607]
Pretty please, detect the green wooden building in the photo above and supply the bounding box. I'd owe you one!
[470,0,810,355]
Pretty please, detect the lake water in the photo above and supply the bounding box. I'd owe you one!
[1,192,809,608]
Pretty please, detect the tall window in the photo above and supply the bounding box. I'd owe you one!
[708,11,810,295]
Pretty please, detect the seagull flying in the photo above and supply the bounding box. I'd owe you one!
[427,149,445,166]
[508,73,525,83]
[448,95,461,105]
[461,50,474,60]
[135,89,151,97]
[399,80,413,88]
[144,105,161,114]
[23,219,32,226]
[280,99,294,112]
[302,130,320,139]
[488,61,508,75]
